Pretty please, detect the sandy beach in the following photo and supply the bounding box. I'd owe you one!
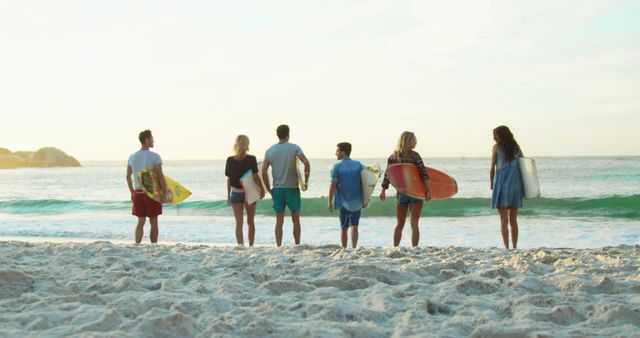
[1,241,638,337]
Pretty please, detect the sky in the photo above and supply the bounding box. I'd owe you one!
[0,0,639,161]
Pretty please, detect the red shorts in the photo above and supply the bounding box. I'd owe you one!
[132,190,162,218]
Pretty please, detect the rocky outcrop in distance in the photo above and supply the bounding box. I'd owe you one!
[0,147,81,169]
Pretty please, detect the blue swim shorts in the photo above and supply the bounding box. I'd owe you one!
[272,188,301,213]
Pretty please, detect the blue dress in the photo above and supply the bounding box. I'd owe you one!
[492,149,524,209]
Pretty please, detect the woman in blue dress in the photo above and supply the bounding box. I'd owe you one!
[490,126,524,249]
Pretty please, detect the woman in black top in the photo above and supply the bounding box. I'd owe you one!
[225,135,264,247]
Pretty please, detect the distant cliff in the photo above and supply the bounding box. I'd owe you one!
[0,147,81,169]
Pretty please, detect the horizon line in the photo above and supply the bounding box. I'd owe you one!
[78,154,640,162]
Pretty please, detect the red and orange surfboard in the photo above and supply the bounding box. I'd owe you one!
[386,164,458,200]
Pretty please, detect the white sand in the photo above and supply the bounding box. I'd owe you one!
[1,241,639,338]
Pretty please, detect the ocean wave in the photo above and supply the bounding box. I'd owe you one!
[0,196,638,219]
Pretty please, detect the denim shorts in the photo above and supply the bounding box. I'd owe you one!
[230,191,245,204]
[339,208,361,228]
[397,192,423,205]
[272,188,301,213]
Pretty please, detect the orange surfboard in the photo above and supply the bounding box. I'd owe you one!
[386,164,458,200]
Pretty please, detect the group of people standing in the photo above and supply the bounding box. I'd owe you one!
[126,125,526,249]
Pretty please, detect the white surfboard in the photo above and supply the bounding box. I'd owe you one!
[256,161,271,195]
[296,157,307,191]
[239,169,263,205]
[519,157,541,199]
[361,164,381,207]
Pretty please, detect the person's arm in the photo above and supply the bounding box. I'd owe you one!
[328,182,337,213]
[225,159,233,204]
[298,153,311,189]
[261,160,272,196]
[250,156,265,198]
[423,179,431,201]
[328,166,338,212]
[380,158,392,202]
[154,163,170,203]
[126,164,134,201]
[490,144,497,190]
[414,154,431,201]
[359,165,369,208]
[253,173,265,198]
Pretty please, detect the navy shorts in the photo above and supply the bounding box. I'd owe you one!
[339,208,361,228]
[397,192,423,205]
[230,191,245,204]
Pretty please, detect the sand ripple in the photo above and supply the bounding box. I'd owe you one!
[0,242,639,337]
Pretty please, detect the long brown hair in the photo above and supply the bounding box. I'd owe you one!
[493,126,521,162]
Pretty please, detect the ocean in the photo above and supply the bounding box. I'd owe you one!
[0,157,638,248]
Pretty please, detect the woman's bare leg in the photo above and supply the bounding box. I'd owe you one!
[394,204,409,246]
[246,202,257,247]
[232,203,245,246]
[498,208,509,249]
[509,207,519,249]
[408,201,424,247]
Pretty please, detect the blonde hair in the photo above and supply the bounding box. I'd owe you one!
[394,131,416,159]
[233,134,250,156]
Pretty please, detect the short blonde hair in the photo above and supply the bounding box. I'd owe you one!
[233,135,250,156]
[394,131,416,159]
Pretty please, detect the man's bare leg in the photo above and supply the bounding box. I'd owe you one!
[351,226,359,249]
[149,217,159,244]
[275,213,285,247]
[292,212,301,245]
[135,217,146,244]
[340,228,348,248]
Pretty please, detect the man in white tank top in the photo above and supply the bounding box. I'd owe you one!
[126,130,168,244]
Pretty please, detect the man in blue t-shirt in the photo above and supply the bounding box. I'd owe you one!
[328,142,364,248]
[262,125,311,247]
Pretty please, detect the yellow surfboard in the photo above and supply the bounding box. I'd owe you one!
[138,169,192,204]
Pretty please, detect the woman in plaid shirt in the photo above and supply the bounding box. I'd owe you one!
[380,131,432,247]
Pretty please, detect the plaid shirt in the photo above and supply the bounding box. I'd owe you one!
[381,152,429,189]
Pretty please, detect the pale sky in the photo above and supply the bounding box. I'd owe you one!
[1,1,639,161]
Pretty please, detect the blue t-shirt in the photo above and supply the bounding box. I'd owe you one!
[331,157,364,212]
[264,142,304,188]
[128,150,162,190]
